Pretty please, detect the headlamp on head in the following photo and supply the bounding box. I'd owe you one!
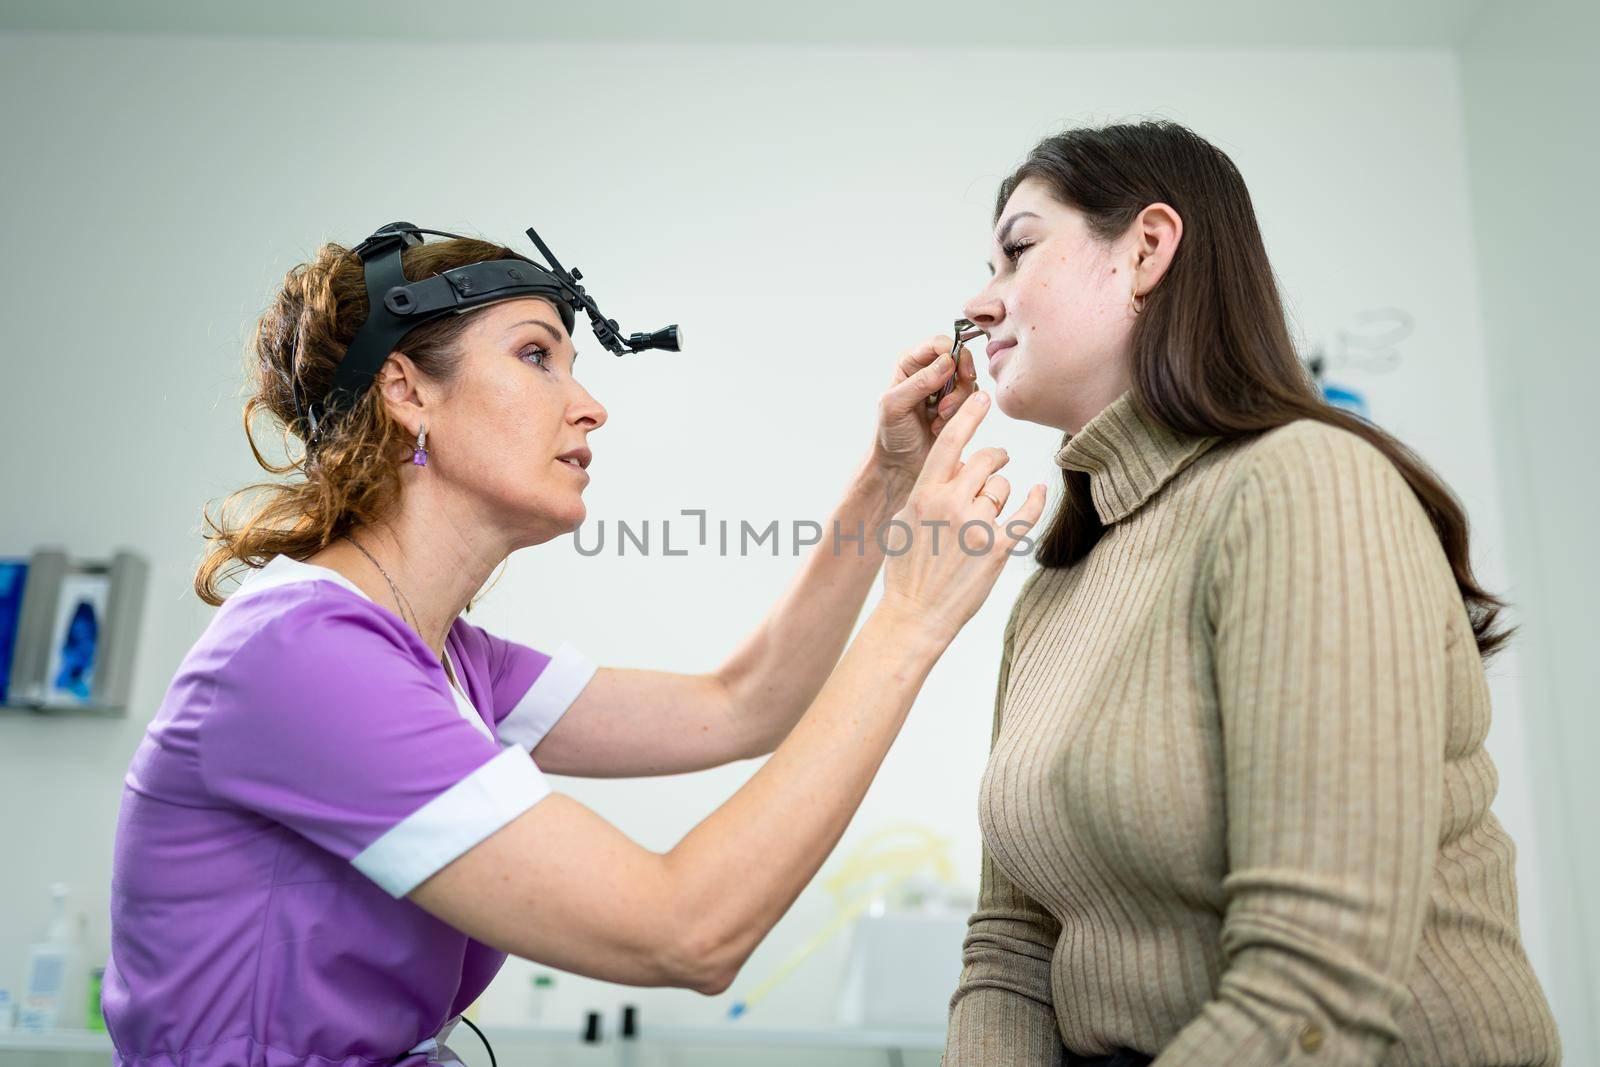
[293,221,682,447]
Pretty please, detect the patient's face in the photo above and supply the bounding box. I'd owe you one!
[963,178,1138,434]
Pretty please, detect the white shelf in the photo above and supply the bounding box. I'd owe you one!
[0,1029,113,1052]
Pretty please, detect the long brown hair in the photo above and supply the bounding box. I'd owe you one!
[193,236,520,606]
[1001,121,1512,659]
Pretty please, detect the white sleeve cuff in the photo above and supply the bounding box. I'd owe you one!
[498,640,598,752]
[352,746,550,898]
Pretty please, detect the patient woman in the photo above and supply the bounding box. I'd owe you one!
[939,121,1560,1067]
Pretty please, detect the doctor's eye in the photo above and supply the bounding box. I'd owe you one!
[520,346,551,369]
[1002,240,1033,265]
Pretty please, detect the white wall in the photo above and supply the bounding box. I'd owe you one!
[1460,0,1600,1060]
[0,30,1564,1050]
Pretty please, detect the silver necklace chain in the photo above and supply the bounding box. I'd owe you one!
[343,534,444,671]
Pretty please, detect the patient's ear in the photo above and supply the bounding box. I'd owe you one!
[1131,202,1183,290]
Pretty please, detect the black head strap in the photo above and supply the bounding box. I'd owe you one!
[291,221,680,450]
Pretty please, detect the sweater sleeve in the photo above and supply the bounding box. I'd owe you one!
[1156,425,1449,1066]
[944,580,1067,1067]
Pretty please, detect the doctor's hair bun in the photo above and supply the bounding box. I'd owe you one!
[192,233,516,606]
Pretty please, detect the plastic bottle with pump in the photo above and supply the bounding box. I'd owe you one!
[19,884,86,1032]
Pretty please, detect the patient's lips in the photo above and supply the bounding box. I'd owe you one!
[986,338,1017,378]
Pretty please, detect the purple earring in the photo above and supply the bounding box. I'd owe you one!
[411,422,429,467]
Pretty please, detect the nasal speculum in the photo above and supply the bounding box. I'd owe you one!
[927,318,986,412]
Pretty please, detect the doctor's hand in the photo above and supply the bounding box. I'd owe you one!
[879,389,1046,646]
[872,334,980,488]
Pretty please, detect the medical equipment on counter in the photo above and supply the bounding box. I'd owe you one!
[19,884,87,1032]
[835,893,969,1028]
[727,824,967,1020]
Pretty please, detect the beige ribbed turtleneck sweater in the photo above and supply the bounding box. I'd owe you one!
[943,392,1559,1066]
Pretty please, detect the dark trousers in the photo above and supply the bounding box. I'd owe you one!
[1068,1051,1154,1067]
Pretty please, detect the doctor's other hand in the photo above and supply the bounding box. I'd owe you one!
[872,334,979,486]
[879,390,1046,645]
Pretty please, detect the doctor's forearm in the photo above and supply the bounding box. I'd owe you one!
[714,448,912,752]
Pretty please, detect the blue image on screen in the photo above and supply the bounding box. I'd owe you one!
[0,561,27,704]
[53,599,100,701]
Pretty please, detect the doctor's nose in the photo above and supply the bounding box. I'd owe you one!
[569,383,607,431]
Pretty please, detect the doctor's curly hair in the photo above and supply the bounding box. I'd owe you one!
[193,235,519,606]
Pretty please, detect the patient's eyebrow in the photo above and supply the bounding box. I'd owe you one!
[987,211,1042,275]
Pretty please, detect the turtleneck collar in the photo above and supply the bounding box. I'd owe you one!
[1053,390,1220,525]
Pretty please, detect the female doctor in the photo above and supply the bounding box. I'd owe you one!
[104,227,1045,1067]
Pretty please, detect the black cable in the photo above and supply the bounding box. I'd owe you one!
[454,1015,497,1067]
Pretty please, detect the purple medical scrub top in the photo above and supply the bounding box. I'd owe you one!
[104,553,598,1066]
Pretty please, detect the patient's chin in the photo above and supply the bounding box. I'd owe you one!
[992,376,1031,420]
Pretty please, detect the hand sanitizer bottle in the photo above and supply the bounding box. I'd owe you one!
[19,884,85,1032]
